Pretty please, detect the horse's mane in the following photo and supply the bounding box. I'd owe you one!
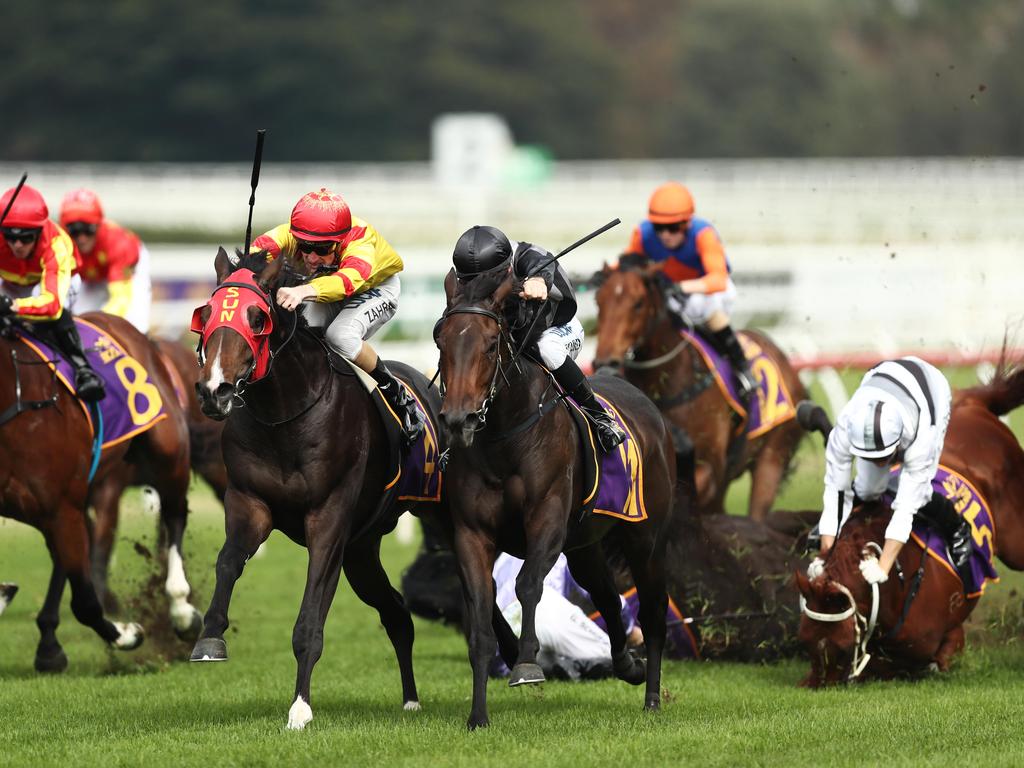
[954,338,1024,417]
[819,508,890,593]
[453,261,514,307]
[230,248,312,291]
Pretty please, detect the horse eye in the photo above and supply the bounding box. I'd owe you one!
[252,314,265,331]
[633,299,644,311]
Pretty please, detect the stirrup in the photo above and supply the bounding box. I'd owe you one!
[75,371,106,402]
[595,418,626,452]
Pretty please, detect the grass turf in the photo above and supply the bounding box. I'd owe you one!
[2,366,1024,766]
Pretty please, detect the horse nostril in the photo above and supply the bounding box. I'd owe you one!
[215,382,234,400]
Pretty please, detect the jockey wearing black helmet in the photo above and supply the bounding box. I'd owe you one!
[452,225,625,452]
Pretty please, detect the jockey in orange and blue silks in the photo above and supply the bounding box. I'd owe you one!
[250,187,422,444]
[60,189,152,333]
[0,184,105,401]
[627,182,755,399]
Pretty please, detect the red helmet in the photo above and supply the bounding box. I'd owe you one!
[289,188,352,242]
[0,184,49,229]
[648,182,695,224]
[59,189,104,225]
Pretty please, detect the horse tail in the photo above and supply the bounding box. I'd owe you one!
[796,400,832,447]
[955,344,1024,417]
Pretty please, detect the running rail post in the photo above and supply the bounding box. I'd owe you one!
[0,172,28,227]
[242,130,267,256]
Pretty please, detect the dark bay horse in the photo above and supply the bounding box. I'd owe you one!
[0,312,200,670]
[590,256,806,521]
[190,248,439,730]
[437,266,677,729]
[796,364,1024,685]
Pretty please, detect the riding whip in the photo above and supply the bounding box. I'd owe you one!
[0,172,28,227]
[526,218,621,277]
[242,129,267,256]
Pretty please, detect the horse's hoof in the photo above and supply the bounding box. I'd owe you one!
[403,700,421,711]
[467,715,490,731]
[508,662,545,687]
[613,649,646,686]
[112,621,145,651]
[286,696,313,730]
[644,694,661,711]
[173,607,204,643]
[34,647,68,674]
[190,637,228,662]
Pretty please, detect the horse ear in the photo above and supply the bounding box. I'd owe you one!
[794,569,813,598]
[214,247,233,284]
[443,267,459,308]
[257,252,285,292]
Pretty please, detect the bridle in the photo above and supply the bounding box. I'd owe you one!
[437,304,520,432]
[607,270,688,372]
[799,542,882,680]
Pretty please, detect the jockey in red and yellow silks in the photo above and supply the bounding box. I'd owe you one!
[627,182,755,399]
[250,188,422,444]
[0,184,105,401]
[59,189,152,333]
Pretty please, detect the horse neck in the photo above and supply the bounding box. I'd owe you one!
[476,355,552,457]
[628,309,700,393]
[242,324,331,421]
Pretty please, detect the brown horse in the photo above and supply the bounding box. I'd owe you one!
[86,337,223,627]
[189,248,442,730]
[796,363,1024,684]
[437,265,678,729]
[0,311,201,671]
[590,256,806,520]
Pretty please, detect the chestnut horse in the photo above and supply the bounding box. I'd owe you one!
[437,265,677,729]
[796,364,1024,684]
[189,248,440,730]
[591,256,806,520]
[0,312,201,671]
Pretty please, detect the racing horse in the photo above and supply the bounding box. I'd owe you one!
[795,362,1024,684]
[88,337,226,619]
[0,311,201,671]
[436,264,677,729]
[590,255,806,521]
[189,248,439,730]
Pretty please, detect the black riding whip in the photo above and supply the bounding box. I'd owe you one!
[526,217,621,277]
[0,172,28,228]
[242,130,267,255]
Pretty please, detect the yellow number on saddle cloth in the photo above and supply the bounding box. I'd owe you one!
[114,356,163,426]
[739,335,795,437]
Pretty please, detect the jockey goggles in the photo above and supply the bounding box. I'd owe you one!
[2,227,40,244]
[295,239,335,257]
[65,222,99,237]
[653,222,686,234]
[190,268,275,382]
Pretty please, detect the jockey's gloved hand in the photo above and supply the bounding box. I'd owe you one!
[858,556,888,585]
[0,295,14,316]
[807,557,826,580]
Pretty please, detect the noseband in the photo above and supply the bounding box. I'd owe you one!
[614,273,687,371]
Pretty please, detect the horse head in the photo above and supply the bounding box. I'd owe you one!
[592,253,668,372]
[436,263,519,448]
[191,247,286,419]
[795,507,888,686]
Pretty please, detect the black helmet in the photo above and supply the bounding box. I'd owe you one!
[453,225,512,278]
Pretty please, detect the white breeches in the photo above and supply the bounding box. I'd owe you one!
[535,316,584,370]
[302,275,400,360]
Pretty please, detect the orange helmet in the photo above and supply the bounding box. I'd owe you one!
[0,184,49,229]
[289,188,352,242]
[647,182,695,224]
[59,188,104,226]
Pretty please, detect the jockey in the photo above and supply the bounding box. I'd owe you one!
[452,225,625,452]
[0,184,105,401]
[627,182,756,399]
[59,189,152,333]
[810,357,971,588]
[251,188,423,445]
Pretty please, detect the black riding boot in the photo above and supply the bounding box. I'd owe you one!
[370,358,423,446]
[552,358,625,452]
[42,311,105,402]
[710,325,756,402]
[920,492,973,591]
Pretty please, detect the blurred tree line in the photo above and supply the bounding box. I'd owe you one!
[2,0,1020,161]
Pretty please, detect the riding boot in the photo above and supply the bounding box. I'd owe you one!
[370,358,424,447]
[43,311,106,402]
[710,325,756,402]
[552,358,625,452]
[920,492,973,591]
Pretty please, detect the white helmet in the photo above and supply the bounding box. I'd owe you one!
[847,399,903,459]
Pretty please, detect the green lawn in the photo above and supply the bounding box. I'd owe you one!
[2,365,1024,767]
